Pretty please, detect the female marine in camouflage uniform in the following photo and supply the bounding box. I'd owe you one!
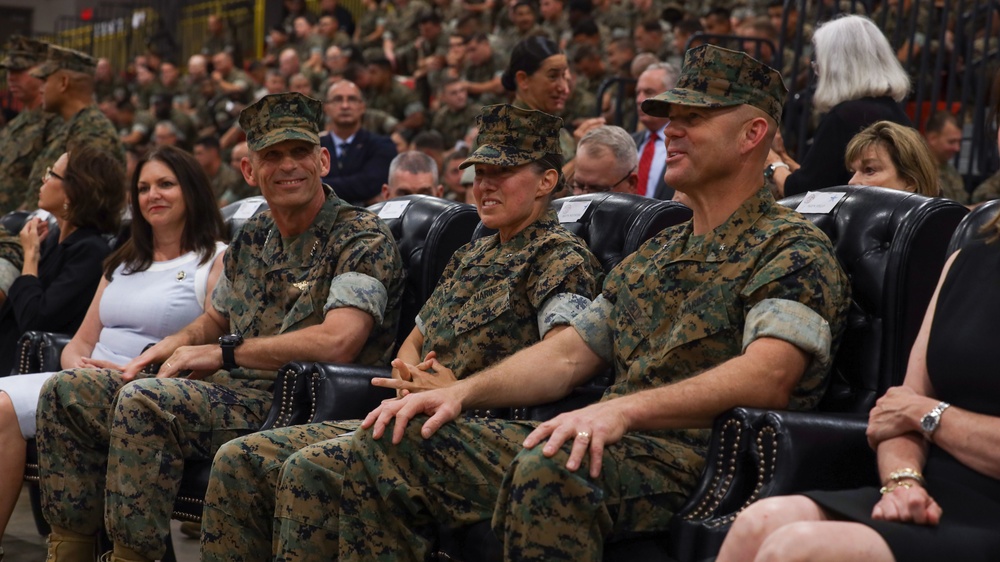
[199,103,605,562]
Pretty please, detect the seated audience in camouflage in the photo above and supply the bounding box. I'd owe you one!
[198,103,605,562]
[0,145,225,547]
[193,136,256,206]
[0,36,62,214]
[27,44,124,211]
[429,76,480,149]
[845,120,939,196]
[34,92,404,562]
[339,45,850,562]
[922,112,966,203]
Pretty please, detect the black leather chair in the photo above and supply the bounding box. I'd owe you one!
[666,186,969,561]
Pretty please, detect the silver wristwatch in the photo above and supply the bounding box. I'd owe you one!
[920,401,951,437]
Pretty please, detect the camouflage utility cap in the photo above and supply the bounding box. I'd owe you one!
[0,36,48,71]
[30,44,97,78]
[641,44,786,125]
[240,92,324,151]
[460,104,563,169]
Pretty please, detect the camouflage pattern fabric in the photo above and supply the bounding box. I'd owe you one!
[213,163,256,205]
[0,107,62,213]
[462,104,564,169]
[337,186,851,562]
[429,103,481,148]
[200,212,604,561]
[30,44,97,78]
[972,170,1000,204]
[938,162,967,204]
[641,44,787,126]
[0,35,48,71]
[365,81,424,122]
[384,0,432,45]
[36,187,403,560]
[239,92,324,151]
[214,188,404,376]
[26,105,124,209]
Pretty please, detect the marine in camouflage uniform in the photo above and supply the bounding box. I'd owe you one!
[199,105,605,562]
[35,93,405,562]
[429,101,480,147]
[337,45,851,562]
[26,45,124,210]
[366,80,425,126]
[938,162,967,204]
[0,36,62,214]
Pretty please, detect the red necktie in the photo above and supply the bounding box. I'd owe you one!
[637,131,658,196]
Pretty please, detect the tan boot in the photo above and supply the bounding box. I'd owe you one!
[99,544,152,562]
[45,527,96,562]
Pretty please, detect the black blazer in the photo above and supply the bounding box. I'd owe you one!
[631,130,674,201]
[320,128,398,205]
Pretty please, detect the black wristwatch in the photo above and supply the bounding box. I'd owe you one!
[219,333,244,371]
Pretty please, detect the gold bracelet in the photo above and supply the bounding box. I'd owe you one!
[879,481,915,495]
[886,468,926,487]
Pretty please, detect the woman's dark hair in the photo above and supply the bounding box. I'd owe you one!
[501,36,562,92]
[62,146,126,235]
[104,145,225,279]
[527,153,566,198]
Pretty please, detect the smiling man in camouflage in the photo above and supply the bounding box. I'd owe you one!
[35,92,404,562]
[341,44,851,561]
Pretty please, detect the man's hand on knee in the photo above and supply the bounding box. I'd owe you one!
[522,399,630,478]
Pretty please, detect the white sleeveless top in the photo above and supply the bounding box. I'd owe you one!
[92,242,226,364]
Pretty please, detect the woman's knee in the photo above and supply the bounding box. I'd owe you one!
[755,521,829,562]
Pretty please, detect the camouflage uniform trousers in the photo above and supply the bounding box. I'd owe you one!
[199,420,359,562]
[36,368,273,560]
[339,415,690,562]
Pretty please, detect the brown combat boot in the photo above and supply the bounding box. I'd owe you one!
[44,527,96,562]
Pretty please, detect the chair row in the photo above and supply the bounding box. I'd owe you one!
[16,188,981,560]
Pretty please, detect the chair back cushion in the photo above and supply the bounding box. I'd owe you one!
[947,199,1000,255]
[779,186,967,413]
[473,193,693,273]
[368,195,481,345]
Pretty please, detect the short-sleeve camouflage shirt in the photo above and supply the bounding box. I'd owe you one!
[217,186,404,379]
[418,210,603,379]
[577,186,850,483]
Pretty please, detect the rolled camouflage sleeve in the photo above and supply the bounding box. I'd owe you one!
[324,271,388,325]
[742,297,833,383]
[537,292,592,338]
[0,258,19,294]
[210,269,232,318]
[570,295,614,363]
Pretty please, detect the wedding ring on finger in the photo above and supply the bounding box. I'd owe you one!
[165,362,172,369]
[577,431,591,440]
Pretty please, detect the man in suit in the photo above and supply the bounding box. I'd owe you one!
[319,79,398,205]
[632,62,680,200]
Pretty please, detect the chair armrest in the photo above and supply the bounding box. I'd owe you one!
[258,362,314,431]
[309,363,395,423]
[751,409,878,498]
[13,331,71,375]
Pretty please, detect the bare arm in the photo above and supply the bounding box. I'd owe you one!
[362,325,606,443]
[522,335,809,477]
[61,275,110,368]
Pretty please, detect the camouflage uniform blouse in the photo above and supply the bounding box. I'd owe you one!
[212,187,405,380]
[416,209,603,379]
[27,105,124,209]
[0,107,62,213]
[572,186,850,483]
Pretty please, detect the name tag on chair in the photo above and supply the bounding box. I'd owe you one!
[558,200,591,223]
[796,192,845,214]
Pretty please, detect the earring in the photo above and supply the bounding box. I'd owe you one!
[63,201,68,211]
